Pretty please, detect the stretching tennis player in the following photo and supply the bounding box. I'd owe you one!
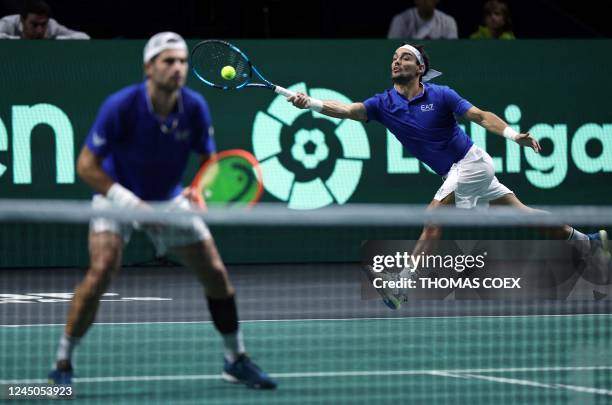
[48,32,276,389]
[288,43,610,309]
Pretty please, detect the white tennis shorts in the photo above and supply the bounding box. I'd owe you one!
[434,145,513,209]
[90,193,211,256]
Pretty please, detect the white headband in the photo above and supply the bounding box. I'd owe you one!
[400,44,424,65]
[399,44,442,82]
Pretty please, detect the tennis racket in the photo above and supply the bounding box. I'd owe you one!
[190,39,322,111]
[190,149,264,208]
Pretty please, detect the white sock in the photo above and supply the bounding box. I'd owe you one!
[222,330,245,363]
[568,227,590,256]
[568,228,589,241]
[399,265,415,278]
[56,333,80,363]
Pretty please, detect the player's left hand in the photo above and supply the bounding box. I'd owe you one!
[515,132,541,153]
[182,187,200,204]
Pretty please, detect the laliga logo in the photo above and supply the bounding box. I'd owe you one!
[252,83,370,209]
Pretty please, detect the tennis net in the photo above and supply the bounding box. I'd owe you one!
[0,200,611,404]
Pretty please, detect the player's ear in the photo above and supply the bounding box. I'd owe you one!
[144,61,153,77]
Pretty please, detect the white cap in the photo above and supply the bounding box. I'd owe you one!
[143,32,188,63]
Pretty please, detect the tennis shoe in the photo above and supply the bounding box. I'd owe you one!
[588,230,610,257]
[222,354,277,389]
[48,364,73,385]
[585,230,611,283]
[362,265,404,310]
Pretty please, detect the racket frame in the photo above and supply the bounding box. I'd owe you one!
[190,149,264,209]
[189,39,296,97]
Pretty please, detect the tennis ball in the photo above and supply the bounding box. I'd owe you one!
[221,65,236,80]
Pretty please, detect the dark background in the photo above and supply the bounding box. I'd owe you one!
[1,0,611,39]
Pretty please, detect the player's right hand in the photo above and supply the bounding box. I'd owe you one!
[287,92,311,109]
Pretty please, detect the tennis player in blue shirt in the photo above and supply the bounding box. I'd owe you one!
[288,43,609,309]
[48,32,276,389]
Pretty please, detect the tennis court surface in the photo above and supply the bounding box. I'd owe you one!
[2,264,611,404]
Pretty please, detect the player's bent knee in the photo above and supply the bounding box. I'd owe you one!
[83,275,111,297]
[194,262,232,295]
[82,264,117,296]
[90,249,120,267]
[422,225,442,239]
[210,258,227,273]
[199,260,228,281]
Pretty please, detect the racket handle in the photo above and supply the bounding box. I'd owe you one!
[273,85,296,98]
[274,85,323,112]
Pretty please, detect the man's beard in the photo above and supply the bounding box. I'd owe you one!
[392,73,416,85]
[156,78,183,93]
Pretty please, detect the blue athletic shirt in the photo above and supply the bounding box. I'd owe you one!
[85,81,216,201]
[363,83,473,176]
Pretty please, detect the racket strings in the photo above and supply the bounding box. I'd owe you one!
[193,153,263,207]
[191,41,250,88]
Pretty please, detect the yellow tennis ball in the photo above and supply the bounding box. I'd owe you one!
[221,65,236,80]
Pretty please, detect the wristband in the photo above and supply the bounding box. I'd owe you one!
[502,126,520,141]
[106,183,140,208]
[309,98,323,112]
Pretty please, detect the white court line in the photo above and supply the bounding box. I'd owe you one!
[431,371,612,396]
[1,313,611,328]
[2,366,612,385]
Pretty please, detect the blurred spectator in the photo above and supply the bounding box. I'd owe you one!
[388,0,458,40]
[0,0,89,39]
[470,0,515,39]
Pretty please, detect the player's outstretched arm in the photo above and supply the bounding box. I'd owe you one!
[287,92,367,122]
[464,106,541,153]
